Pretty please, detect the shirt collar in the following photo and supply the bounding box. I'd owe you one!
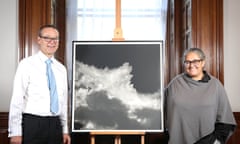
[185,71,211,83]
[198,71,211,82]
[38,51,55,64]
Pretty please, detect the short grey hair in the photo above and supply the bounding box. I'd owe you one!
[182,48,206,63]
[38,24,59,37]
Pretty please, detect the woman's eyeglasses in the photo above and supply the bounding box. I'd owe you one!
[184,59,202,66]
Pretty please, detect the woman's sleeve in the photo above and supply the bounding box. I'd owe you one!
[214,122,236,143]
[215,80,237,142]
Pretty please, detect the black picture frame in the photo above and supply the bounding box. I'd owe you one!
[71,41,164,132]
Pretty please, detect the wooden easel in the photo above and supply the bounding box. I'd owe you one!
[112,0,124,41]
[90,1,145,144]
[90,131,146,144]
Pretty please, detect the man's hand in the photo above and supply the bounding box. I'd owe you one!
[10,136,22,144]
[63,133,71,144]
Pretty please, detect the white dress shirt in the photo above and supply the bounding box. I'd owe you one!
[8,51,69,137]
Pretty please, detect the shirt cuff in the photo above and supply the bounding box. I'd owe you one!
[8,125,22,137]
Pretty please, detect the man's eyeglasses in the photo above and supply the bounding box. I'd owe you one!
[39,35,59,43]
[184,59,202,66]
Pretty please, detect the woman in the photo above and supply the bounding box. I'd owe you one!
[165,48,236,144]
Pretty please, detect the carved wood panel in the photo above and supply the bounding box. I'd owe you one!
[15,0,230,143]
[0,112,9,144]
[191,0,224,82]
[167,0,224,83]
[166,0,184,84]
[18,0,66,64]
[18,0,52,60]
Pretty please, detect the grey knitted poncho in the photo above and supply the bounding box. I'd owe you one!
[165,73,236,144]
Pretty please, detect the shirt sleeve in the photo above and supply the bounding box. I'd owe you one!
[60,68,69,134]
[214,122,236,143]
[8,60,28,137]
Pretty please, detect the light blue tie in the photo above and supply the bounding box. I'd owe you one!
[46,59,59,114]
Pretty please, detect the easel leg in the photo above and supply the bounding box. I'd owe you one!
[91,135,95,144]
[141,135,145,144]
[115,135,121,144]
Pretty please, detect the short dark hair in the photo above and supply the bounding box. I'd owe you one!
[38,24,59,37]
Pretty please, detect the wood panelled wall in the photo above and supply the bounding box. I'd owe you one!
[166,0,240,143]
[166,0,223,83]
[18,0,52,60]
[191,0,224,82]
[18,0,66,64]
[0,112,9,144]
[1,112,240,144]
[1,0,239,144]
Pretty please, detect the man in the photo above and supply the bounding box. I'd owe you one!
[8,25,71,144]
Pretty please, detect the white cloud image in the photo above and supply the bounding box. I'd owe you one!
[73,61,161,131]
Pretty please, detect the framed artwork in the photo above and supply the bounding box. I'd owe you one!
[71,41,164,132]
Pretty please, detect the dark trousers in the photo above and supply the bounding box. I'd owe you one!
[22,113,63,144]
